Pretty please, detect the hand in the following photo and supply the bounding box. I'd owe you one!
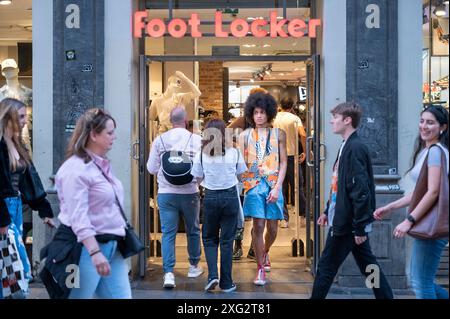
[0,226,8,235]
[91,252,111,277]
[317,213,328,226]
[299,152,306,164]
[266,187,280,203]
[43,218,55,228]
[373,205,392,221]
[354,236,367,245]
[393,220,413,239]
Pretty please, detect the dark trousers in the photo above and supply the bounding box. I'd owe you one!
[311,229,393,299]
[282,156,306,221]
[202,186,239,290]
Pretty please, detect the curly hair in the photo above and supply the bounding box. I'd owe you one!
[244,92,278,127]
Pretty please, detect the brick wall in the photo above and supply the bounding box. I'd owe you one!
[199,61,223,118]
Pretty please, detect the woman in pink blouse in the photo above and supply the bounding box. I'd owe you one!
[55,108,131,299]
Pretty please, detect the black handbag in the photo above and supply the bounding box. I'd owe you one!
[95,164,145,258]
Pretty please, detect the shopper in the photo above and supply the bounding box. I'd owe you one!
[0,98,54,298]
[239,92,287,286]
[147,107,204,289]
[55,108,131,299]
[311,102,393,299]
[374,105,449,299]
[273,97,307,228]
[191,119,247,292]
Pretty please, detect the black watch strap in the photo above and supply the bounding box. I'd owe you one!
[407,215,416,225]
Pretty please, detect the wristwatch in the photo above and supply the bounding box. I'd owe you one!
[406,215,416,225]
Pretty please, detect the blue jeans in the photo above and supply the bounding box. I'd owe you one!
[4,197,31,282]
[410,238,449,299]
[69,240,131,299]
[157,193,201,273]
[202,187,239,290]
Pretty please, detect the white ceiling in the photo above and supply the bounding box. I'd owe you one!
[0,0,32,42]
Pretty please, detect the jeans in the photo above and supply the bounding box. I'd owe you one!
[202,187,239,289]
[69,240,131,299]
[311,229,393,299]
[410,238,449,299]
[282,156,306,221]
[157,193,201,273]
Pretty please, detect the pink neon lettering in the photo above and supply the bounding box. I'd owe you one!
[270,11,288,38]
[147,19,166,38]
[188,13,202,37]
[134,11,147,38]
[230,19,249,38]
[251,19,268,38]
[215,11,229,37]
[168,18,187,38]
[309,19,321,38]
[288,19,307,37]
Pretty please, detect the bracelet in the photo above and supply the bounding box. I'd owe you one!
[89,249,101,257]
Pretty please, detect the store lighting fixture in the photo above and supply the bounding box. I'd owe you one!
[0,0,12,5]
[443,0,449,5]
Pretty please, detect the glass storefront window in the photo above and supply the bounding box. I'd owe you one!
[422,0,449,110]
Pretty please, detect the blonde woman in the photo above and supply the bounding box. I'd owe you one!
[0,98,54,298]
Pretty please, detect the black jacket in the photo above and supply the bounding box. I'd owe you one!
[324,131,376,236]
[39,224,82,299]
[1,137,54,227]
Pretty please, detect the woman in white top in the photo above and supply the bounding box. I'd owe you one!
[374,105,449,299]
[191,119,247,293]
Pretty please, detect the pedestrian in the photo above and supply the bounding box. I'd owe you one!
[191,119,247,292]
[0,98,54,299]
[55,108,132,299]
[311,102,393,299]
[374,105,449,299]
[273,97,307,228]
[239,92,288,286]
[147,107,204,289]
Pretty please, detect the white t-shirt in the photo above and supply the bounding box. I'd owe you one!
[191,147,247,190]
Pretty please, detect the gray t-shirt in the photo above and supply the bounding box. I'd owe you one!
[409,144,449,184]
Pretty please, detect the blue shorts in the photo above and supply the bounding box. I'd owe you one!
[243,179,284,220]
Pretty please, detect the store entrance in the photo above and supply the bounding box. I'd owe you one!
[136,55,322,286]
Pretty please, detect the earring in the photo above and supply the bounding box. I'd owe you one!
[440,130,443,135]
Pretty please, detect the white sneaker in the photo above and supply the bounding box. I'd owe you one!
[280,220,289,228]
[187,264,204,278]
[163,272,176,288]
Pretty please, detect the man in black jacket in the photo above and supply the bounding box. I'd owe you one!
[310,102,393,299]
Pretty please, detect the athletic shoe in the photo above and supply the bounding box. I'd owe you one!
[188,264,204,278]
[221,283,237,293]
[163,272,175,288]
[204,278,219,291]
[253,267,266,286]
[263,253,271,272]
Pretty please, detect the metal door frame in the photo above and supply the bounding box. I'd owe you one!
[137,54,318,277]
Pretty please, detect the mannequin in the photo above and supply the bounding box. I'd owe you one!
[0,59,33,149]
[149,71,201,134]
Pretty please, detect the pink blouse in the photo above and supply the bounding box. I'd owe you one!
[56,153,126,242]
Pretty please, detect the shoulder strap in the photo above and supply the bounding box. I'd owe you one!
[159,135,167,152]
[93,162,130,227]
[183,133,193,152]
[235,147,239,169]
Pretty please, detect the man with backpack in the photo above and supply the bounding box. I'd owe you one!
[147,107,204,289]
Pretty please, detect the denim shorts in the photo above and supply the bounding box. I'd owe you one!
[243,179,284,220]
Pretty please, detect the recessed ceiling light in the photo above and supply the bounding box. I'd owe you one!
[0,0,12,5]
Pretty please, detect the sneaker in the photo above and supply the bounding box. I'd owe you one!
[204,278,219,291]
[247,247,256,260]
[253,267,266,286]
[163,272,176,288]
[221,283,237,293]
[263,253,271,272]
[188,264,204,278]
[280,220,289,228]
[233,246,243,260]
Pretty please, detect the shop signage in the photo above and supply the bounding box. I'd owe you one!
[134,11,321,38]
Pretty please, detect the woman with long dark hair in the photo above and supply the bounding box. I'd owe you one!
[374,105,449,299]
[191,119,247,292]
[1,98,54,298]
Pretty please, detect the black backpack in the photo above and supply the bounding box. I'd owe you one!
[160,134,194,185]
